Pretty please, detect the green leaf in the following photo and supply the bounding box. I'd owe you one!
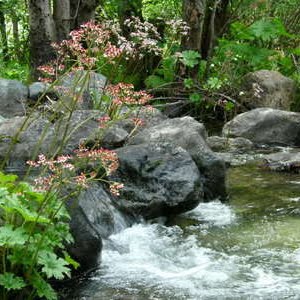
[38,251,70,279]
[0,225,29,247]
[292,48,300,55]
[180,50,201,68]
[249,19,289,42]
[189,93,202,103]
[0,273,26,291]
[160,56,177,81]
[225,101,235,112]
[31,272,57,300]
[0,172,18,184]
[145,75,167,89]
[101,94,112,103]
[13,206,50,224]
[63,251,80,270]
[0,187,10,205]
[230,22,254,41]
[184,78,194,89]
[205,77,223,90]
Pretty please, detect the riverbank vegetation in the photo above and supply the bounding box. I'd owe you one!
[0,0,299,118]
[0,0,299,299]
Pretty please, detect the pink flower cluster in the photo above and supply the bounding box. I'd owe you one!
[27,147,123,196]
[38,21,124,81]
[122,17,162,58]
[106,83,153,106]
[166,19,190,37]
[97,116,111,129]
[109,182,124,196]
[27,154,74,172]
[104,42,123,59]
[27,154,78,191]
[37,18,164,82]
[75,146,119,175]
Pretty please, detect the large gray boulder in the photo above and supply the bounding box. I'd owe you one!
[0,111,103,171]
[111,142,203,219]
[239,70,296,110]
[0,78,28,117]
[0,116,55,174]
[129,116,227,201]
[55,110,103,153]
[55,71,107,110]
[223,108,300,146]
[101,107,166,149]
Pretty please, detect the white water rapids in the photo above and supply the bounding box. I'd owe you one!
[72,200,300,300]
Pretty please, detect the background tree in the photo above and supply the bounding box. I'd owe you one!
[28,0,56,78]
[28,0,100,79]
[0,1,8,61]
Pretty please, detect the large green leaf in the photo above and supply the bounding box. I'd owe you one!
[31,272,57,300]
[230,22,254,41]
[38,251,70,279]
[180,50,201,68]
[0,172,18,184]
[145,75,167,89]
[0,225,29,247]
[13,206,50,224]
[249,19,290,42]
[0,273,26,291]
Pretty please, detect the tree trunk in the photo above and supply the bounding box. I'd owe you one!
[181,0,206,77]
[12,16,21,61]
[70,0,98,30]
[0,4,8,61]
[28,0,56,79]
[53,0,70,41]
[182,0,207,53]
[201,0,229,60]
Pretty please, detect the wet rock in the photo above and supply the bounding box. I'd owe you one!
[223,108,300,147]
[239,70,296,110]
[207,136,254,152]
[129,116,227,200]
[111,142,203,219]
[0,78,28,117]
[66,184,130,271]
[215,152,261,167]
[262,151,300,173]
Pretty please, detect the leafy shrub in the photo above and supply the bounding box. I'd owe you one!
[0,172,77,300]
[0,61,29,82]
[37,18,161,87]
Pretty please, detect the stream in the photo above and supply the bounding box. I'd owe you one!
[66,157,300,299]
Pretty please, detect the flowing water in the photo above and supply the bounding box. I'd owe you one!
[67,162,300,300]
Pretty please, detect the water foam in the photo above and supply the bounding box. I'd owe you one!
[183,200,237,226]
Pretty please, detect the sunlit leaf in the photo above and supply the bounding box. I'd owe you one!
[38,251,70,279]
[180,50,201,68]
[0,225,29,247]
[0,273,26,290]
